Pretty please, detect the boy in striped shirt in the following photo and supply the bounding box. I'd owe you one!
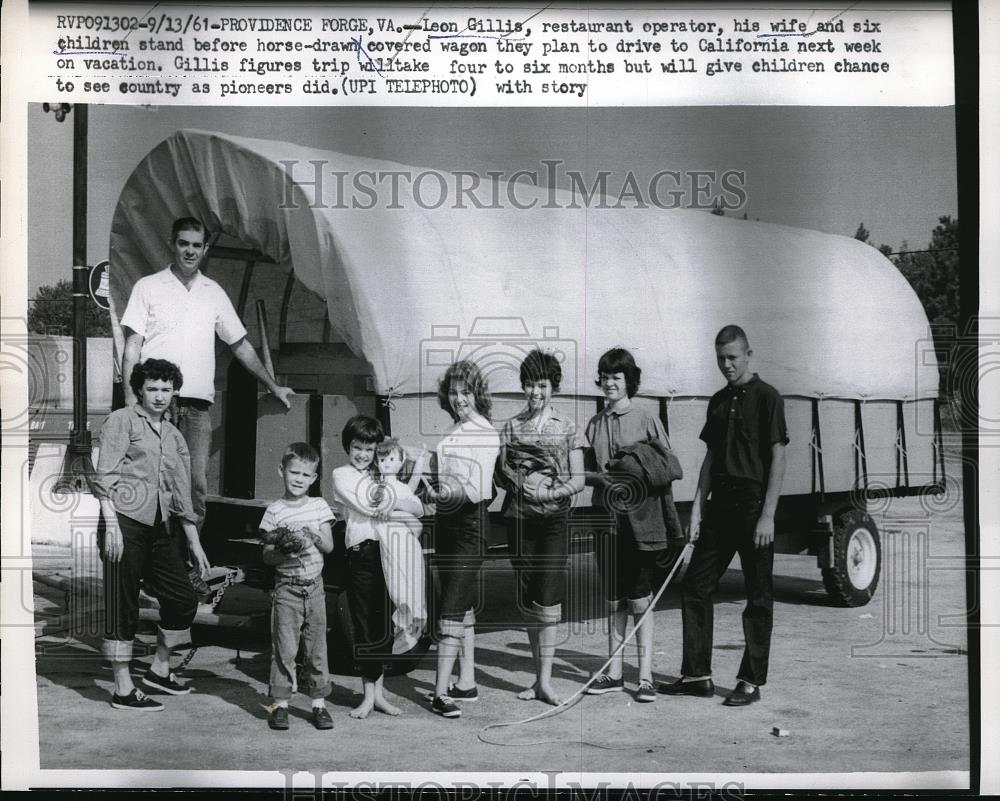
[260,443,335,731]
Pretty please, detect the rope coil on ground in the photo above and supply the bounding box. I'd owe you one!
[477,542,694,748]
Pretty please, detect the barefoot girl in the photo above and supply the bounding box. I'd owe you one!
[331,416,420,719]
[497,350,585,706]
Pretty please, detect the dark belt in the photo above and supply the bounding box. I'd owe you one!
[175,397,211,411]
[277,575,323,588]
[348,539,379,552]
[712,475,763,494]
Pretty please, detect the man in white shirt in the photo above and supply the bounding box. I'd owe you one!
[120,217,294,534]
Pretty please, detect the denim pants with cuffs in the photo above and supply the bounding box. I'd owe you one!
[269,579,331,700]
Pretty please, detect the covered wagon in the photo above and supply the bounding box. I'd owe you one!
[109,129,944,627]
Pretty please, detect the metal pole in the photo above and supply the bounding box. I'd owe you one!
[69,104,92,475]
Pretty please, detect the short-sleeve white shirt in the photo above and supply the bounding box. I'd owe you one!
[331,464,381,548]
[120,268,247,403]
[436,412,501,504]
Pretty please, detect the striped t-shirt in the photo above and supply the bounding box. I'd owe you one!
[260,496,335,583]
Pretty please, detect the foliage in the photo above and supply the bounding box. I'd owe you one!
[893,216,960,331]
[28,279,112,336]
[854,217,960,395]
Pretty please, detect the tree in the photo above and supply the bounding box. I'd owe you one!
[862,217,960,399]
[28,279,112,336]
[894,216,960,331]
[849,218,960,397]
[853,222,894,257]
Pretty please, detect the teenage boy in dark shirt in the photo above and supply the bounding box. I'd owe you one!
[660,325,787,706]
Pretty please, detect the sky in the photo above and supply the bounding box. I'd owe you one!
[26,104,957,294]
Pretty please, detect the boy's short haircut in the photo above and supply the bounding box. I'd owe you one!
[375,437,405,461]
[437,359,492,422]
[594,347,641,398]
[282,442,320,470]
[341,414,384,453]
[519,349,562,393]
[715,324,750,350]
[171,216,207,242]
[129,358,184,397]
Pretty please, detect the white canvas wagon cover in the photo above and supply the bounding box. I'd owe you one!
[110,129,938,402]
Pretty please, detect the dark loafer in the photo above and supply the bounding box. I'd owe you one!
[658,677,715,697]
[268,706,290,730]
[312,706,334,730]
[722,682,761,706]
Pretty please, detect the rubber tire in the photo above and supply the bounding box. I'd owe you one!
[821,509,882,607]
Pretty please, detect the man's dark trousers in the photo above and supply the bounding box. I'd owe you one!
[680,478,773,686]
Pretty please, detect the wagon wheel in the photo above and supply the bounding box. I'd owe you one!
[821,509,882,607]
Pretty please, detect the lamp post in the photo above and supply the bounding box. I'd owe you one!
[43,102,92,486]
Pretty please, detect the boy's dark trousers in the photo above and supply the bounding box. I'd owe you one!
[679,478,774,686]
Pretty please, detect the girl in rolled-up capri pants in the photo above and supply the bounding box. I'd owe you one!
[425,360,500,719]
[496,349,585,706]
[90,358,211,711]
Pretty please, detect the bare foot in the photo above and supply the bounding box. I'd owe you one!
[535,683,562,707]
[349,699,374,719]
[374,695,402,716]
[517,683,562,706]
[517,684,539,701]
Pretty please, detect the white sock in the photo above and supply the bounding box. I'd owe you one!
[683,675,711,682]
[275,700,289,708]
[311,699,325,709]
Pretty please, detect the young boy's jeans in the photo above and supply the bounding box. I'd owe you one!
[269,578,330,700]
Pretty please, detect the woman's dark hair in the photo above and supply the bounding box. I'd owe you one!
[519,349,562,393]
[341,414,384,453]
[129,358,183,397]
[594,347,641,398]
[437,360,492,422]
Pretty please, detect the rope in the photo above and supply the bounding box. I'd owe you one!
[477,542,694,748]
[176,567,240,674]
